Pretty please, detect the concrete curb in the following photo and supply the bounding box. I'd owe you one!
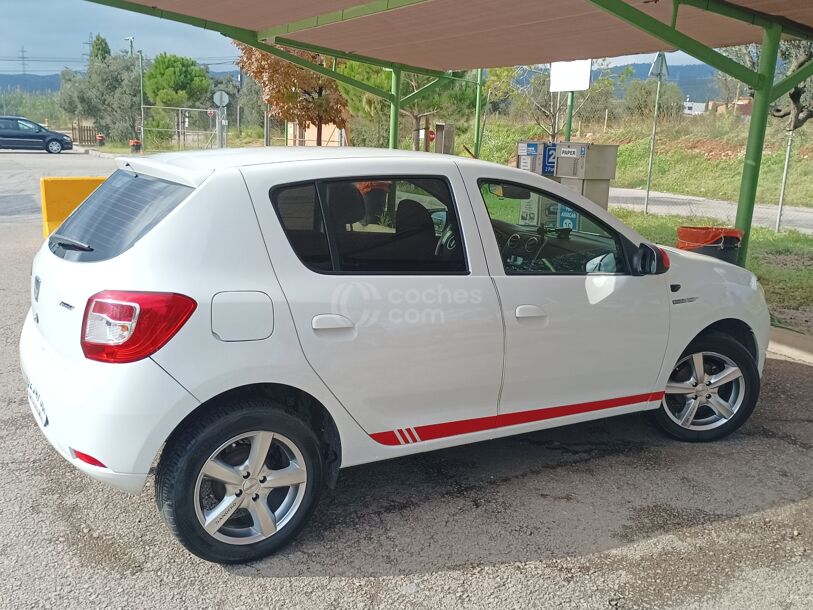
[768,327,813,365]
[74,145,118,159]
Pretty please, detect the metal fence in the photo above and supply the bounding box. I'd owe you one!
[142,105,219,151]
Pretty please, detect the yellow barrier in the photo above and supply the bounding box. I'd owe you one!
[40,176,107,238]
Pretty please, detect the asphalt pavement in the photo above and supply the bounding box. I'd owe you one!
[1,210,813,607]
[610,187,813,235]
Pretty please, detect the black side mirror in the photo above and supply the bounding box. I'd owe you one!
[633,243,670,275]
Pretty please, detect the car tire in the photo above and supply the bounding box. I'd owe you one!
[654,331,760,442]
[155,398,324,564]
[45,139,63,154]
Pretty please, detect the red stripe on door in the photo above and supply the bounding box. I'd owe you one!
[370,392,664,446]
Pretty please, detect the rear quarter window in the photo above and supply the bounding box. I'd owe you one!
[49,169,193,262]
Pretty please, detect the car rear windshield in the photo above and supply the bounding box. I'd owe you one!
[49,169,193,262]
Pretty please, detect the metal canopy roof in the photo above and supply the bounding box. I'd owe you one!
[125,0,813,70]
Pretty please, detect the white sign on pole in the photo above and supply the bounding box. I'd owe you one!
[213,90,230,107]
[519,156,532,171]
[550,59,592,93]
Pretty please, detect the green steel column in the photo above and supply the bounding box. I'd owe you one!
[474,68,484,158]
[564,91,575,141]
[389,66,401,149]
[735,23,781,265]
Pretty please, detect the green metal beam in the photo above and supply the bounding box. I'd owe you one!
[231,31,396,102]
[85,0,396,102]
[735,22,781,264]
[677,0,813,42]
[274,36,451,80]
[771,55,813,102]
[473,68,484,158]
[260,0,429,40]
[587,0,761,89]
[400,78,443,105]
[389,67,402,149]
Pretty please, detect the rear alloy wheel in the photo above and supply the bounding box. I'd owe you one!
[46,139,63,154]
[654,332,759,441]
[156,401,323,563]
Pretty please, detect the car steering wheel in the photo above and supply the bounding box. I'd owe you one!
[435,225,458,257]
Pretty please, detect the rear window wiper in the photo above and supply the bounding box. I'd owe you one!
[50,233,94,252]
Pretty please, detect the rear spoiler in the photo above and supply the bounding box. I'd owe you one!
[115,157,213,188]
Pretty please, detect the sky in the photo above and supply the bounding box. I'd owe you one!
[0,0,700,75]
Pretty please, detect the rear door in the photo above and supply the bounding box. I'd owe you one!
[242,158,503,445]
[0,118,18,148]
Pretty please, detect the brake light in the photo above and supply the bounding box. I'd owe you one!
[657,247,671,271]
[81,291,196,363]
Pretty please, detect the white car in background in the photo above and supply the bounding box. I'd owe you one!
[20,148,769,563]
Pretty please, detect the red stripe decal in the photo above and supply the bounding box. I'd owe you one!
[371,392,664,446]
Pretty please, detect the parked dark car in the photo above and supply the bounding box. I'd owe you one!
[0,116,73,153]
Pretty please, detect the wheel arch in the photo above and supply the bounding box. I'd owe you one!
[163,383,342,488]
[694,317,758,361]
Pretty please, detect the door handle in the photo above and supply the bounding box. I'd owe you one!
[515,305,547,319]
[312,314,355,330]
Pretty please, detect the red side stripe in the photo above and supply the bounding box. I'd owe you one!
[370,392,664,446]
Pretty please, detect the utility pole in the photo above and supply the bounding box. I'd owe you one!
[138,50,145,148]
[644,52,668,215]
[19,46,27,77]
[776,128,794,232]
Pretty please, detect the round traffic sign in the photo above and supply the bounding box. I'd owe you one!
[213,90,230,107]
[428,129,436,143]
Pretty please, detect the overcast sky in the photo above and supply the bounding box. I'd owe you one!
[0,0,700,75]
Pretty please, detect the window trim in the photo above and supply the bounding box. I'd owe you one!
[476,178,631,277]
[269,174,470,276]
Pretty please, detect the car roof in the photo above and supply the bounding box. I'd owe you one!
[116,147,489,187]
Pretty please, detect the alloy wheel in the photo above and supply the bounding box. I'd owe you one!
[193,430,307,545]
[662,350,745,431]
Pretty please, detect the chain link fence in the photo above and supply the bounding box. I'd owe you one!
[142,106,219,151]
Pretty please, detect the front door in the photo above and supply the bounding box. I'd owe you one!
[462,170,670,425]
[14,119,44,149]
[242,158,504,445]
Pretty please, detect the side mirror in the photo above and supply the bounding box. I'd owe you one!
[633,243,670,275]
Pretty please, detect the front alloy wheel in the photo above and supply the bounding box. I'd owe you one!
[654,332,759,441]
[46,140,63,153]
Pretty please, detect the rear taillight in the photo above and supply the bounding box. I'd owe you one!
[72,449,107,468]
[81,291,196,363]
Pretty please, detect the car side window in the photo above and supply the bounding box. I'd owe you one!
[478,180,626,275]
[17,120,38,132]
[0,119,14,130]
[271,183,332,272]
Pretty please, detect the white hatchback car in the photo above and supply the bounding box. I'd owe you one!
[21,148,769,563]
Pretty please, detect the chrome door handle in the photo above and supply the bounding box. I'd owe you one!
[515,305,547,319]
[312,314,355,330]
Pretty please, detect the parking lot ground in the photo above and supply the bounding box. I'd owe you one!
[2,223,813,609]
[0,150,116,217]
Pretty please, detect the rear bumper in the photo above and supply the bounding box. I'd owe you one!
[19,310,199,493]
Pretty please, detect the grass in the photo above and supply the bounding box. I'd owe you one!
[613,208,813,333]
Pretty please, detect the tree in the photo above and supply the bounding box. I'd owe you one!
[623,79,684,120]
[237,73,267,129]
[90,35,111,62]
[485,64,616,140]
[145,53,211,107]
[771,41,813,130]
[235,42,347,146]
[717,42,812,130]
[339,63,476,149]
[60,51,142,141]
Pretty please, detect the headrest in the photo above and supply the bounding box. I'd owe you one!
[326,182,365,228]
[396,199,434,235]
